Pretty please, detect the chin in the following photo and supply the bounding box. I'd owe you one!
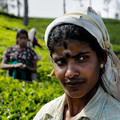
[21,45,26,48]
[66,90,86,99]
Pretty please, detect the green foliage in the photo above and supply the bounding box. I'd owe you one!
[112,44,120,58]
[103,19,120,45]
[0,14,64,119]
[103,19,120,59]
[0,13,120,119]
[28,18,53,39]
[0,76,63,119]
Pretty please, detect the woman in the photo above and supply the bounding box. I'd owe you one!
[28,28,42,48]
[1,29,38,81]
[34,7,120,119]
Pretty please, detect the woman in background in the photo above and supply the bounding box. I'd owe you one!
[1,29,38,81]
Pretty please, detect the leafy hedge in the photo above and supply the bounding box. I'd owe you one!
[0,13,120,119]
[0,13,64,119]
[0,76,63,120]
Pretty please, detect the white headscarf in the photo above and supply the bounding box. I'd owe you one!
[45,7,120,101]
[28,28,37,48]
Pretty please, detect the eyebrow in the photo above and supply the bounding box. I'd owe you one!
[53,51,91,61]
[53,56,64,61]
[71,52,91,58]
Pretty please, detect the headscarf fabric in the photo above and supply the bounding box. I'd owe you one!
[28,28,37,48]
[45,7,120,101]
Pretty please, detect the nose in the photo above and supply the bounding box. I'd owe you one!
[65,62,79,78]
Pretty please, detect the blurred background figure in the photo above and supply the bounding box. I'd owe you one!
[28,28,42,48]
[1,29,38,81]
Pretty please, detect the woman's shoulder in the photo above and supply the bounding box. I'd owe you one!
[106,94,120,108]
[33,94,65,120]
[41,94,65,109]
[25,46,36,52]
[102,94,120,118]
[7,46,15,49]
[5,46,16,52]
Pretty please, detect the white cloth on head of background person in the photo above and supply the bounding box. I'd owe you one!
[28,28,37,48]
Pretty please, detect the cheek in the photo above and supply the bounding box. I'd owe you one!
[17,39,20,43]
[81,60,100,79]
[87,65,100,86]
[23,40,27,43]
[53,63,65,80]
[53,65,67,90]
[18,40,22,44]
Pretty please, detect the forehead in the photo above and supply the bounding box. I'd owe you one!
[52,40,93,57]
[54,40,89,50]
[18,33,27,37]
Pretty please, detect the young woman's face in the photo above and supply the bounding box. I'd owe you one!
[17,33,28,48]
[52,40,101,99]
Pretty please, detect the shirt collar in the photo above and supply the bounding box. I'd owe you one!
[44,86,107,120]
[77,86,107,120]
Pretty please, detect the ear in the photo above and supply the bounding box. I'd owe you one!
[50,56,53,62]
[48,55,56,77]
[103,51,107,64]
[48,69,56,77]
[100,50,107,65]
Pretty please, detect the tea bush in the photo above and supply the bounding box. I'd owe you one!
[0,76,63,119]
[0,13,64,119]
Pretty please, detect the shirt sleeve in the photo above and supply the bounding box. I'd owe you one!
[33,37,42,48]
[30,48,38,61]
[2,46,12,62]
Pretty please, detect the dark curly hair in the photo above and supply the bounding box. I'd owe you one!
[48,24,105,59]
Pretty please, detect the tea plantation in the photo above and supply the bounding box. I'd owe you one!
[0,12,120,119]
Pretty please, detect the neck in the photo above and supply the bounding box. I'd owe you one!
[16,45,26,50]
[65,85,98,117]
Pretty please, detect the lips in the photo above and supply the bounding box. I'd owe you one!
[65,80,85,88]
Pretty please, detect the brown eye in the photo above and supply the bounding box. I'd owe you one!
[20,37,27,39]
[55,59,66,66]
[78,56,89,62]
[79,56,84,60]
[57,61,63,65]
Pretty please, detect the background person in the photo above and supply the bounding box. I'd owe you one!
[28,28,42,80]
[34,7,120,120]
[1,29,38,81]
[28,28,42,48]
